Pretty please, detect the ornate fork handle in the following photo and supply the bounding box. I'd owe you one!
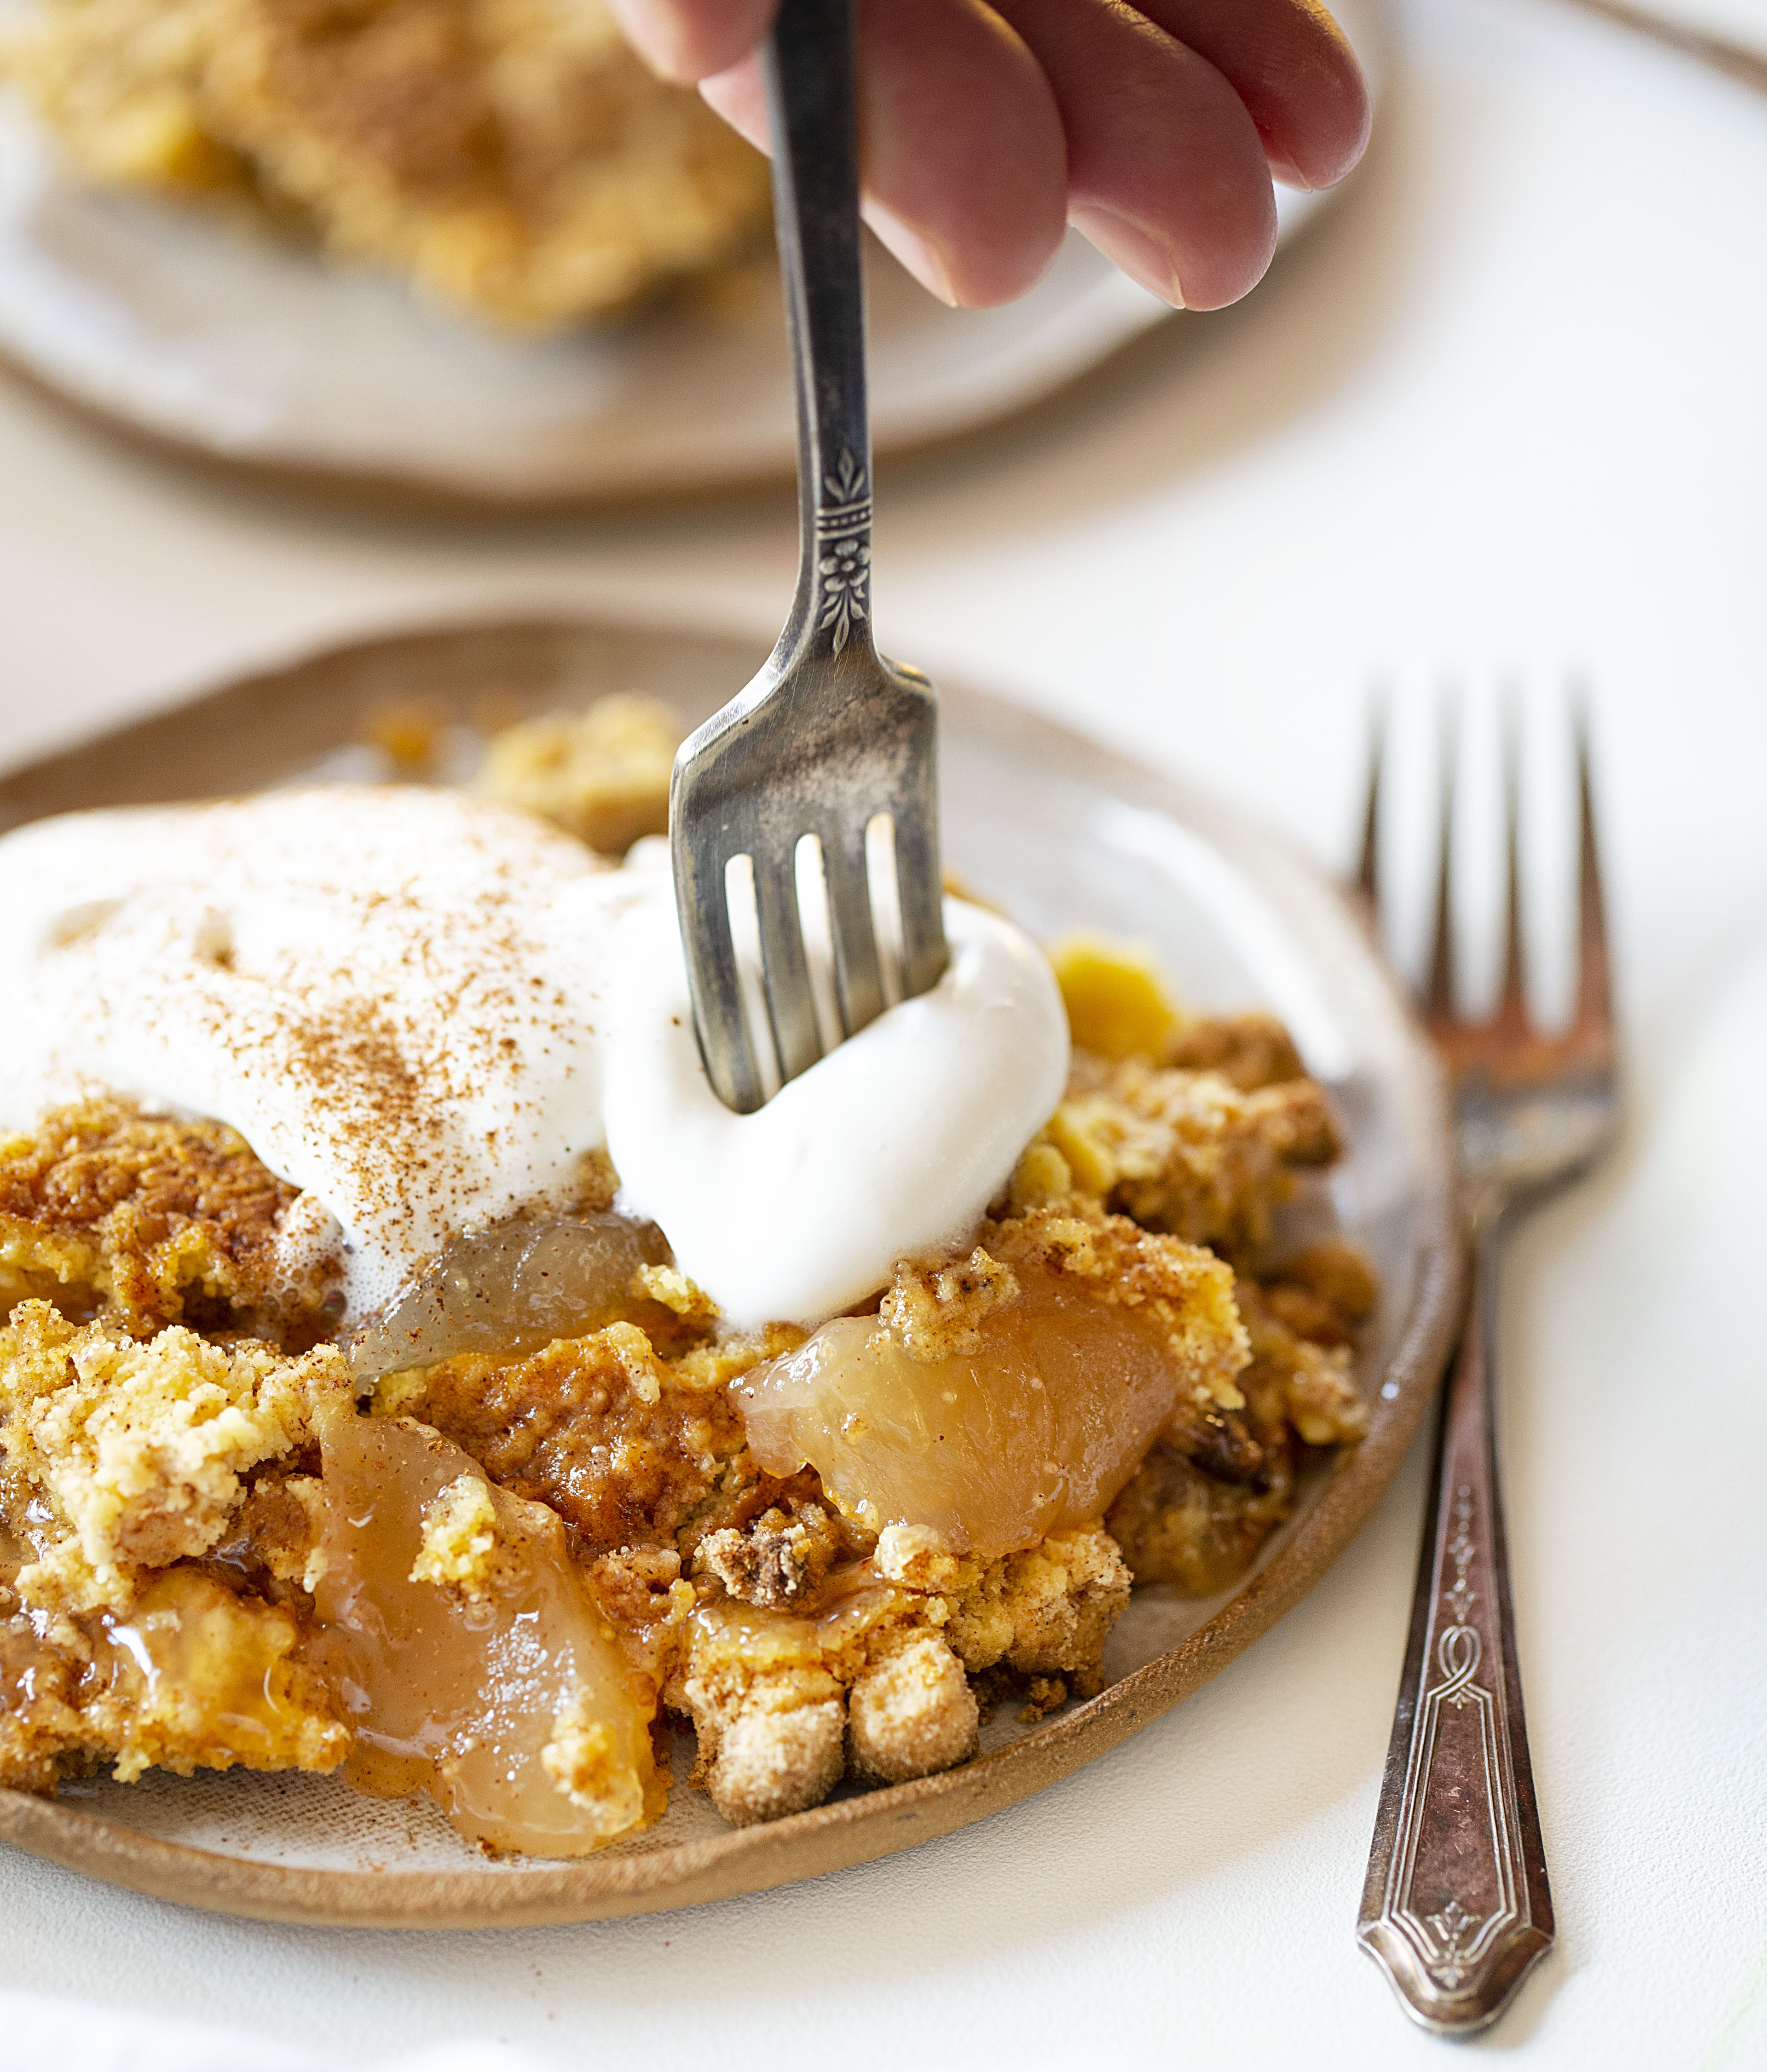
[763,0,875,670]
[1358,1209,1554,2034]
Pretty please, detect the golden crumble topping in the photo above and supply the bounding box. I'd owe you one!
[1235,1278,1368,1450]
[847,1629,977,1785]
[2,0,771,328]
[0,1299,346,1615]
[875,1245,1022,1363]
[670,1522,1130,1825]
[981,1202,1250,1409]
[1041,1053,1340,1255]
[1107,1243,1374,1589]
[477,695,681,854]
[1165,1011,1306,1092]
[0,939,1377,1845]
[0,1099,339,1345]
[409,1471,505,1601]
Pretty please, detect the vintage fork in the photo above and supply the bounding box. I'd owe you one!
[1356,706,1619,2034]
[670,0,947,1113]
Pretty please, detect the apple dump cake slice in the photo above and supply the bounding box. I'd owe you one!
[0,0,770,328]
[0,785,1373,1854]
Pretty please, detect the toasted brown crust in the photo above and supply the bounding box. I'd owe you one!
[382,1320,800,1561]
[0,1099,338,1344]
[1164,1010,1307,1091]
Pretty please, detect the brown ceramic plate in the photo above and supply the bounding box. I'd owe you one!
[0,616,1461,1927]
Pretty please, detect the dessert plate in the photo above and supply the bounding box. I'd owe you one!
[0,1,1388,505]
[0,615,1461,1927]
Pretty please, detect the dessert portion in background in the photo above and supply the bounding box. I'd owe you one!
[476,692,679,851]
[0,0,770,327]
[0,704,1373,1853]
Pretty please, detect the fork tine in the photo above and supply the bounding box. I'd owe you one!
[1425,702,1456,1018]
[693,872,767,1115]
[753,850,823,1085]
[1498,697,1528,1025]
[822,831,886,1036]
[1356,692,1384,910]
[1572,693,1615,1040]
[892,801,947,1001]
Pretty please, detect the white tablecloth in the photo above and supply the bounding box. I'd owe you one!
[1,0,1764,2065]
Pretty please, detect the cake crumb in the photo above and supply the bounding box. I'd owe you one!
[410,1473,503,1601]
[848,1630,977,1782]
[0,1299,345,1614]
[478,696,681,852]
[542,1690,642,1825]
[874,1247,1020,1363]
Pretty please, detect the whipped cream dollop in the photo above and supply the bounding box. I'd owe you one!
[0,787,1068,1326]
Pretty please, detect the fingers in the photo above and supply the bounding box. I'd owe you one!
[604,0,777,82]
[610,0,1368,313]
[993,0,1276,310]
[1137,0,1370,189]
[702,0,1068,308]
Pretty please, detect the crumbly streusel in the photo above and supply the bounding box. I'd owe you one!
[0,943,1375,1844]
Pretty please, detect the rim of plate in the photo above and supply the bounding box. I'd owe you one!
[0,611,1462,1928]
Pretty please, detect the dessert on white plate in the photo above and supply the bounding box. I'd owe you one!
[0,714,1373,1855]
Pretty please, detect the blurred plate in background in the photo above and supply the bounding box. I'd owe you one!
[0,0,1388,506]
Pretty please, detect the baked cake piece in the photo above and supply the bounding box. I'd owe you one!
[475,694,681,854]
[0,1099,340,1346]
[0,937,1376,1848]
[2,0,771,328]
[0,1300,349,1791]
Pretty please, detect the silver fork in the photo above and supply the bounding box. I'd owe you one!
[670,0,947,1113]
[1356,702,1619,2035]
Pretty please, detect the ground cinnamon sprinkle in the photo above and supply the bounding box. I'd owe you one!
[0,788,617,1313]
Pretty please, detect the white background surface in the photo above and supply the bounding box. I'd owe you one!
[1,0,1766,2065]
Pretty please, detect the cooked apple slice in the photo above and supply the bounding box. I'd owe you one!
[311,1405,662,1856]
[733,1264,1197,1557]
[347,1214,670,1379]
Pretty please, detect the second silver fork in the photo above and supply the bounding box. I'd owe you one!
[1357,701,1620,2035]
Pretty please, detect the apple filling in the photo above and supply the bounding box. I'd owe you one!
[311,1404,661,1856]
[734,1258,1231,1558]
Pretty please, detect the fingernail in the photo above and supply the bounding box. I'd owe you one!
[1069,206,1186,309]
[605,0,695,81]
[862,206,959,307]
[1265,144,1314,192]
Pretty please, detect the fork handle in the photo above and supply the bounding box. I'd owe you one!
[763,0,877,668]
[1357,1215,1554,2034]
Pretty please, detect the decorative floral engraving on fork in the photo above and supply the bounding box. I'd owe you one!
[668,0,947,1114]
[815,449,872,656]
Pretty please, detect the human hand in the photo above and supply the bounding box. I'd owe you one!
[606,0,1369,311]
